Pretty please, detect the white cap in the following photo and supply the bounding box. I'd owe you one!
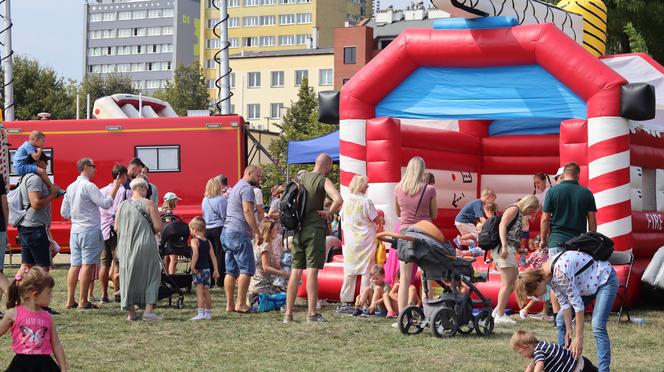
[555,167,564,177]
[163,192,181,201]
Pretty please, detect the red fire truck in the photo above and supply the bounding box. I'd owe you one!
[1,115,247,254]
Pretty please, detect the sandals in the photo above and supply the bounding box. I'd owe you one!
[66,302,78,309]
[142,312,162,321]
[78,302,99,310]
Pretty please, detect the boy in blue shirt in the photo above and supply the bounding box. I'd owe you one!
[13,130,63,195]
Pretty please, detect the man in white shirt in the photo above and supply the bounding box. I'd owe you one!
[61,158,121,309]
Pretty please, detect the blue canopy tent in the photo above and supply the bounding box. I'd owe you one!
[287,131,340,164]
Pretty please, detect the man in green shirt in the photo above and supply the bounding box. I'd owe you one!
[284,153,342,324]
[540,162,598,256]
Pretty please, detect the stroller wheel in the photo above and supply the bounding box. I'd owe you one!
[176,296,184,309]
[398,306,426,336]
[473,310,494,336]
[432,307,458,338]
[457,320,474,335]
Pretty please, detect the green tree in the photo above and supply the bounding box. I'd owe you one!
[153,62,209,116]
[1,55,76,120]
[78,73,138,106]
[261,78,338,196]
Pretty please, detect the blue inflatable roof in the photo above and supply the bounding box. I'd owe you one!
[287,131,340,164]
[376,65,587,136]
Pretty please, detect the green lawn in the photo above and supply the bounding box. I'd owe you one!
[1,266,663,371]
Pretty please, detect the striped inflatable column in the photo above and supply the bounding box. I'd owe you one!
[0,129,7,188]
[588,116,632,250]
[366,117,401,232]
[339,119,367,201]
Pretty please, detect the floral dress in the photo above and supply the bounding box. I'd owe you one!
[340,193,378,276]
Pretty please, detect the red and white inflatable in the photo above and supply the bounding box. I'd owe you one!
[330,19,662,307]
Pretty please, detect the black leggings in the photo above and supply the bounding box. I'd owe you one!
[205,227,225,283]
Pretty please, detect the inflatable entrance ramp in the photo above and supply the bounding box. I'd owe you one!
[93,94,178,119]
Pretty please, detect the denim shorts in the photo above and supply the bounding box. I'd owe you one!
[70,229,104,266]
[18,226,51,267]
[14,163,37,176]
[222,230,255,277]
[193,268,212,288]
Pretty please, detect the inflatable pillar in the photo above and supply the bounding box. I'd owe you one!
[339,119,367,200]
[559,119,589,186]
[366,117,401,232]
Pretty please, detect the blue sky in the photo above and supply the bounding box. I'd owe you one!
[10,0,410,82]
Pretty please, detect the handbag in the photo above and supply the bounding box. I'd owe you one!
[375,240,387,266]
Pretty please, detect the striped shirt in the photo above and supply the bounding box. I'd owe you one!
[533,341,577,372]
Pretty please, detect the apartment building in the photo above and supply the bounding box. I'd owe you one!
[220,48,334,132]
[83,0,199,93]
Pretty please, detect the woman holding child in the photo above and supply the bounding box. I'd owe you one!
[115,177,163,321]
[394,157,437,313]
[337,175,382,311]
[493,195,540,325]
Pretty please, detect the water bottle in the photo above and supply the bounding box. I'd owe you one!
[630,317,646,326]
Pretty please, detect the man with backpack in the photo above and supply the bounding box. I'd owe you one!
[283,153,342,323]
[540,162,597,258]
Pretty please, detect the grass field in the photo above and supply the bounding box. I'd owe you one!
[1,266,663,371]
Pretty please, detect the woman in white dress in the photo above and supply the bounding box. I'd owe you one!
[337,175,381,311]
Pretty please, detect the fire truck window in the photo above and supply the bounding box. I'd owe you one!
[135,145,180,172]
[8,148,53,184]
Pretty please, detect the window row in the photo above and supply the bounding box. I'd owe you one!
[206,0,310,8]
[89,8,174,22]
[88,61,172,74]
[205,13,310,29]
[88,44,173,57]
[245,103,286,120]
[89,26,173,39]
[132,80,171,90]
[205,69,332,89]
[204,34,310,49]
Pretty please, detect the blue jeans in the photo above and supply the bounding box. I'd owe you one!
[555,268,618,372]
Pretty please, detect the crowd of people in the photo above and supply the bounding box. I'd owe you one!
[0,133,618,372]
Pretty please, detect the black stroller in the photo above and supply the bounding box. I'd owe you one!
[158,214,192,308]
[377,221,494,338]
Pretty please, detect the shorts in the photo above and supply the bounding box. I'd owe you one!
[222,230,255,277]
[492,245,518,269]
[8,354,59,372]
[14,163,38,176]
[101,237,118,267]
[70,229,104,266]
[520,231,530,239]
[193,268,212,287]
[292,226,326,270]
[18,226,52,268]
[0,231,7,271]
[455,221,478,239]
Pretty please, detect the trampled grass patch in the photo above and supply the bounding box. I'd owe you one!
[1,267,662,371]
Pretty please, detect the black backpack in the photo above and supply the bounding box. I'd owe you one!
[477,205,518,250]
[551,232,614,277]
[280,180,307,231]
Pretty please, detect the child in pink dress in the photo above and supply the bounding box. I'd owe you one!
[0,267,67,371]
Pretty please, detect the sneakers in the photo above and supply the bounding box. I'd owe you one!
[519,309,529,319]
[191,309,206,321]
[336,304,356,314]
[352,308,364,317]
[142,312,162,321]
[494,314,516,325]
[205,310,212,320]
[386,311,397,319]
[469,247,484,257]
[453,235,462,248]
[307,313,326,323]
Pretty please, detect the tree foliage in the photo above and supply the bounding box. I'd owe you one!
[153,62,209,116]
[2,55,76,120]
[261,78,338,197]
[79,73,138,107]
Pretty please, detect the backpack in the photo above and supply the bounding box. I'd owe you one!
[550,231,614,277]
[7,174,34,227]
[477,205,518,250]
[280,180,307,231]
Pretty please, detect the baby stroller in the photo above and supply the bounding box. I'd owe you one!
[158,214,193,307]
[377,221,494,338]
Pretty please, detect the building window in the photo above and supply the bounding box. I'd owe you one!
[260,36,275,46]
[117,63,130,73]
[248,72,261,88]
[243,37,259,47]
[279,14,296,25]
[229,38,239,48]
[295,34,309,45]
[260,15,275,26]
[296,13,312,24]
[9,149,53,178]
[148,27,161,36]
[247,104,260,119]
[229,0,240,7]
[135,146,180,172]
[102,12,116,22]
[342,78,350,85]
[131,63,145,72]
[243,16,259,27]
[270,103,284,119]
[161,26,173,35]
[244,0,260,6]
[89,13,102,22]
[118,28,131,38]
[162,44,173,53]
[279,35,295,46]
[148,9,162,18]
[207,79,216,89]
[295,70,308,86]
[262,0,275,4]
[206,59,215,69]
[228,17,240,28]
[133,27,146,37]
[118,11,132,20]
[162,8,174,17]
[132,10,147,19]
[206,39,220,49]
[271,71,284,87]
[319,69,333,86]
[230,72,235,88]
[344,47,356,64]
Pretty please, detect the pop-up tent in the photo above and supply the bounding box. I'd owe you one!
[287,131,340,164]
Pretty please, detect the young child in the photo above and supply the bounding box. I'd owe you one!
[383,269,421,318]
[249,220,290,307]
[353,266,389,316]
[0,267,67,371]
[12,130,62,194]
[189,217,220,321]
[519,238,551,320]
[511,329,598,372]
[161,192,181,275]
[273,235,292,289]
[455,201,496,252]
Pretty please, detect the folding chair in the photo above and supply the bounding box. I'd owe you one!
[608,250,634,323]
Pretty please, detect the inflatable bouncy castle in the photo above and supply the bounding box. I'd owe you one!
[316,16,663,308]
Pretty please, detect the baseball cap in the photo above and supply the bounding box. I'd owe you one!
[555,167,564,177]
[163,192,181,201]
